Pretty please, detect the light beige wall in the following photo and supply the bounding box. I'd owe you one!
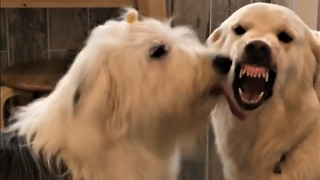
[273,0,319,29]
[295,0,318,29]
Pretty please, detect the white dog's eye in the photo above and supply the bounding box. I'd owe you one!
[233,25,246,36]
[149,44,168,59]
[277,31,293,43]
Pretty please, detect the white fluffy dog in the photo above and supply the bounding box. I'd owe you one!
[0,9,242,180]
[208,3,320,180]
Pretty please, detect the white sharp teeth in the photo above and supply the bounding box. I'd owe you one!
[265,71,269,82]
[240,69,244,78]
[262,73,266,78]
[239,88,244,97]
[258,91,264,100]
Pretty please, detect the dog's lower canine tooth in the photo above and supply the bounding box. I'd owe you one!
[258,91,264,100]
[239,88,244,97]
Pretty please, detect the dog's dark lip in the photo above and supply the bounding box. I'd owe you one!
[232,62,277,110]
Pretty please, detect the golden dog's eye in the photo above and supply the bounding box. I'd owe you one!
[277,31,293,43]
[233,25,246,35]
[149,44,168,59]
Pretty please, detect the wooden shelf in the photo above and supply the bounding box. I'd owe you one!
[1,0,136,8]
[1,0,167,22]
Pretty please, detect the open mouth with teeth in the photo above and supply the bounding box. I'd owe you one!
[233,64,277,110]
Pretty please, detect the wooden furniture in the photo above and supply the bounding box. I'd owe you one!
[1,59,72,128]
[2,0,167,20]
[1,0,167,128]
[1,60,72,92]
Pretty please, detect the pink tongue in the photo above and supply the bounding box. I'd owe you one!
[220,82,246,121]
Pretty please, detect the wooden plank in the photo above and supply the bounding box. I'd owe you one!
[2,0,136,8]
[207,122,224,180]
[1,52,8,71]
[1,10,7,51]
[229,0,251,15]
[49,8,87,50]
[89,8,119,30]
[137,0,167,20]
[7,9,48,64]
[210,0,229,31]
[172,0,210,42]
[166,0,173,17]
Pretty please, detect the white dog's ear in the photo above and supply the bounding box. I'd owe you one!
[312,31,320,100]
[207,27,224,50]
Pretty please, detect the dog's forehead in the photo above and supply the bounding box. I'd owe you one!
[224,3,303,32]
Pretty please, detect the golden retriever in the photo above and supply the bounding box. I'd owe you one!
[208,3,320,180]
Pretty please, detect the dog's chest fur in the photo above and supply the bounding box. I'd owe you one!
[211,98,319,180]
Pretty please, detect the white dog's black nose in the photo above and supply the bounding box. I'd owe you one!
[212,56,232,75]
[245,40,271,58]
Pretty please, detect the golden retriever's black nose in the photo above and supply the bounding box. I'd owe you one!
[245,40,271,57]
[212,56,232,75]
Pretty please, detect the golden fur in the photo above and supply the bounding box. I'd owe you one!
[208,3,320,180]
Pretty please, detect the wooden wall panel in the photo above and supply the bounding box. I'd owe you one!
[1,10,7,51]
[89,8,119,30]
[1,52,8,71]
[229,0,251,14]
[207,123,224,180]
[210,0,250,32]
[210,0,229,31]
[7,9,47,64]
[49,9,87,50]
[171,0,210,42]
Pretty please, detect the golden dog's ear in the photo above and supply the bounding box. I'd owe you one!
[313,31,320,100]
[207,27,224,50]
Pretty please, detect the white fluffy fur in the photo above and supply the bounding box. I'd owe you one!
[208,3,320,180]
[7,9,226,180]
